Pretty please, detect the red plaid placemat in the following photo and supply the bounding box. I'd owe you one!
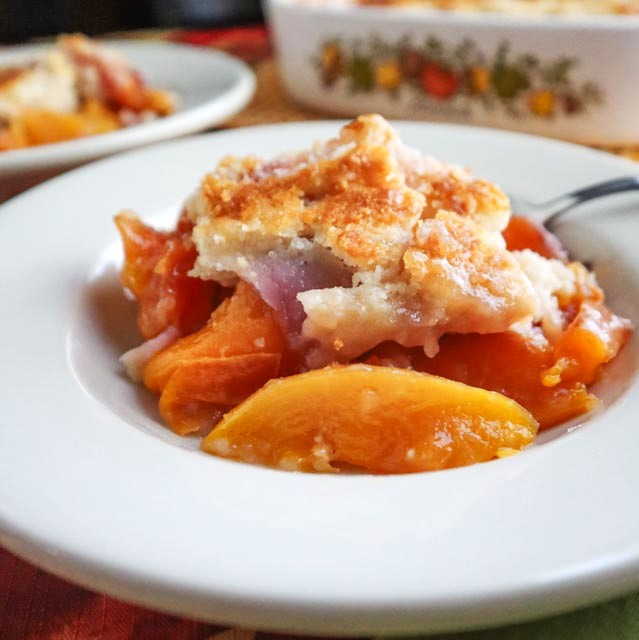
[0,548,226,638]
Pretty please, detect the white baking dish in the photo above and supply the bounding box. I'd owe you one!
[266,0,639,144]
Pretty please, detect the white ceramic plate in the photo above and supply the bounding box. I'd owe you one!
[0,40,255,199]
[0,122,638,636]
[267,0,639,145]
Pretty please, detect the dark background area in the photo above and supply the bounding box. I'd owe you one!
[1,0,264,43]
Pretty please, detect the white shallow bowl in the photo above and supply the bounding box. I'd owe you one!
[1,122,639,636]
[267,0,639,145]
[0,40,255,200]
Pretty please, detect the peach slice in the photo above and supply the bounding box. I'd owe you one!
[202,365,538,474]
[159,353,281,436]
[502,215,567,260]
[115,213,217,340]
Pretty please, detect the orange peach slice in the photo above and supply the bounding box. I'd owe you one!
[202,365,538,474]
[415,331,599,430]
[549,301,633,386]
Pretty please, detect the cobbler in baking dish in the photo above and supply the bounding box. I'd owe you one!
[0,35,175,151]
[357,0,639,14]
[114,115,632,474]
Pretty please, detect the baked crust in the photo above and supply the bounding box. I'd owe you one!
[187,115,539,361]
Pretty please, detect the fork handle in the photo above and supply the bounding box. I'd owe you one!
[538,176,639,226]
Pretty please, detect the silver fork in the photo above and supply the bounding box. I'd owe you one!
[508,176,639,229]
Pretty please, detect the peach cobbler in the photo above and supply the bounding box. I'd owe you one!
[0,35,175,151]
[116,115,632,474]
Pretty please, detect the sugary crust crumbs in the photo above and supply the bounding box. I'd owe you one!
[188,114,510,272]
[190,115,426,269]
[397,145,511,232]
[405,211,534,334]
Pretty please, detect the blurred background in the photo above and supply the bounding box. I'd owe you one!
[3,0,639,154]
[1,0,264,42]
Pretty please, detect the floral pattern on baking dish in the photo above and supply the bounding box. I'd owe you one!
[315,36,604,118]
